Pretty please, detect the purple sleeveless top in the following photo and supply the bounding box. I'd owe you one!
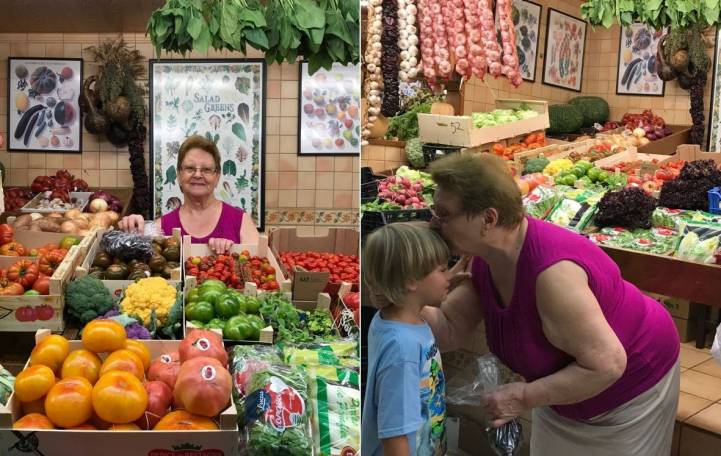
[160,202,244,243]
[471,216,679,421]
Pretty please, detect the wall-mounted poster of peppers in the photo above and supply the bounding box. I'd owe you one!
[7,58,82,153]
[542,8,586,92]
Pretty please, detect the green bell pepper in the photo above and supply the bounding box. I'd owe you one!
[198,279,227,295]
[223,315,253,340]
[245,296,261,314]
[206,318,226,330]
[186,301,215,323]
[215,293,240,319]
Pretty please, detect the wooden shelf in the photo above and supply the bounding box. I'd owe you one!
[367,138,407,148]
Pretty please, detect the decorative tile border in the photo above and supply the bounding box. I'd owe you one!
[265,209,359,226]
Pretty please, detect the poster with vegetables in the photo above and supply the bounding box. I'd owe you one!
[7,58,82,153]
[150,60,265,229]
[541,9,586,92]
[616,24,665,96]
[496,0,542,82]
[298,62,361,155]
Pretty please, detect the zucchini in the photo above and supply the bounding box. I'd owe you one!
[13,104,44,139]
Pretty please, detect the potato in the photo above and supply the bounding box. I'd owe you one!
[60,221,78,234]
[13,214,33,229]
[65,209,82,219]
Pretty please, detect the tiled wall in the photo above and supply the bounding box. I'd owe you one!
[0,33,359,233]
[463,0,713,134]
[361,142,406,173]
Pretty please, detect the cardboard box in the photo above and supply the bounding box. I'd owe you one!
[0,330,240,456]
[0,244,83,332]
[269,227,358,302]
[638,125,691,155]
[418,99,549,148]
[674,316,697,343]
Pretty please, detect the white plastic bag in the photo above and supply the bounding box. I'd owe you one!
[711,321,721,366]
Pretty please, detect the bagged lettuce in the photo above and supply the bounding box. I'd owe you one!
[589,227,678,255]
[310,377,361,456]
[523,185,563,219]
[674,222,721,264]
[546,199,597,232]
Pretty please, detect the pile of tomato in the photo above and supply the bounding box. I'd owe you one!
[278,251,359,284]
[184,251,280,291]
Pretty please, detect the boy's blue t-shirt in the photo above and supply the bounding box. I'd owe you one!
[361,312,446,455]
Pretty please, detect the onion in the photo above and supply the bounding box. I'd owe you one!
[105,211,120,224]
[66,209,82,219]
[646,133,656,141]
[89,198,108,213]
[60,221,78,234]
[47,213,64,219]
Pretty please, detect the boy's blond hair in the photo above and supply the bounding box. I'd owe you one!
[362,222,450,308]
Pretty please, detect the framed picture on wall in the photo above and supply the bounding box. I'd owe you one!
[7,58,82,153]
[541,8,586,92]
[297,62,361,156]
[504,0,542,82]
[149,60,266,230]
[708,28,721,151]
[616,24,666,96]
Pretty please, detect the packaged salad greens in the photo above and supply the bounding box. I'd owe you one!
[674,221,721,264]
[589,227,678,255]
[310,376,361,456]
[546,199,597,232]
[523,185,563,219]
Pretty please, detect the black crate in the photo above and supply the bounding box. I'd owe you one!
[422,143,462,164]
[360,166,387,199]
[361,207,434,241]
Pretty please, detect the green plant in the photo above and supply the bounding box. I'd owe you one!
[568,96,609,128]
[147,0,359,74]
[547,104,584,135]
[580,0,720,30]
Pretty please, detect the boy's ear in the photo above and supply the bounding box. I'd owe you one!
[406,280,419,293]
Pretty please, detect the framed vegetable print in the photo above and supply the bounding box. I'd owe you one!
[616,24,665,96]
[297,62,361,156]
[149,60,266,230]
[499,0,541,82]
[7,58,82,153]
[541,8,586,92]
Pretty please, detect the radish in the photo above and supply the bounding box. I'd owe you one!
[409,197,420,204]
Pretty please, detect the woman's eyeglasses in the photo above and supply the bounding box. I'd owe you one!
[180,166,218,176]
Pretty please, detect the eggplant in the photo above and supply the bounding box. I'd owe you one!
[622,58,642,87]
[23,111,41,146]
[13,104,44,139]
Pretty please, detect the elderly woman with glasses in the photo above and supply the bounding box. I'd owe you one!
[119,135,259,253]
[421,153,679,455]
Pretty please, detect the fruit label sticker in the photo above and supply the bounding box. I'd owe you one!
[194,338,211,352]
[244,376,306,431]
[160,354,173,363]
[201,365,216,381]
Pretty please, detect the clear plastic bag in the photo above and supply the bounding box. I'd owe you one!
[100,229,154,262]
[446,354,523,456]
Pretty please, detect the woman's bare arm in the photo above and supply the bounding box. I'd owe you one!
[421,279,484,352]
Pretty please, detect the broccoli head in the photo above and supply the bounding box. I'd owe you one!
[65,276,115,324]
[523,157,550,175]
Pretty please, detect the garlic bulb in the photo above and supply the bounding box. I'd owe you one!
[363,0,384,144]
[398,0,419,82]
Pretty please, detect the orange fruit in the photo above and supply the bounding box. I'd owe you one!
[153,410,218,430]
[99,349,144,381]
[13,413,55,429]
[30,335,70,373]
[14,365,56,402]
[82,320,126,353]
[124,339,151,371]
[110,423,141,430]
[61,349,102,385]
[45,377,94,428]
[69,423,97,430]
[92,371,147,424]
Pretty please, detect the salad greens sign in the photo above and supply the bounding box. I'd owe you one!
[149,60,266,229]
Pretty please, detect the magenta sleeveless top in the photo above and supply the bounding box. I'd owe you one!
[160,202,244,243]
[471,216,679,421]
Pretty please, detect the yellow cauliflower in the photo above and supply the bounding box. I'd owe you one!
[543,159,574,177]
[120,277,177,326]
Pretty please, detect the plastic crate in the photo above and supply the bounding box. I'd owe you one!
[422,143,462,164]
[709,187,721,214]
[361,166,387,199]
[361,207,434,241]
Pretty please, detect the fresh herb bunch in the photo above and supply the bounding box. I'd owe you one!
[581,0,721,30]
[595,187,657,230]
[306,309,336,338]
[385,101,433,141]
[659,160,721,210]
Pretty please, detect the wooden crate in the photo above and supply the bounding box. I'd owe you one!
[75,228,183,289]
[0,225,96,261]
[0,330,239,455]
[418,99,549,147]
[593,148,673,168]
[0,244,84,332]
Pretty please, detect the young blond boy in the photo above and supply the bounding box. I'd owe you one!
[361,223,451,456]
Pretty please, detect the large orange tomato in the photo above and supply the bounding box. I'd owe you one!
[153,410,218,431]
[110,423,140,431]
[92,371,147,424]
[22,397,46,416]
[69,423,97,430]
[30,334,70,373]
[45,377,94,428]
[99,349,144,381]
[82,320,127,353]
[14,365,56,402]
[61,349,102,385]
[124,339,151,371]
[13,413,55,430]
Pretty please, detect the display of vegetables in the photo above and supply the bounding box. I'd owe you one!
[120,277,179,330]
[30,169,89,195]
[185,251,280,291]
[373,175,428,209]
[87,190,124,213]
[674,222,721,265]
[278,251,359,285]
[12,330,231,431]
[471,106,538,129]
[595,187,657,230]
[12,209,119,235]
[589,227,679,256]
[4,188,33,211]
[659,160,721,210]
[362,0,383,144]
[494,132,547,161]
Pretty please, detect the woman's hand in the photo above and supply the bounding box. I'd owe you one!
[481,382,528,428]
[448,255,471,290]
[208,237,233,255]
[118,214,145,234]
